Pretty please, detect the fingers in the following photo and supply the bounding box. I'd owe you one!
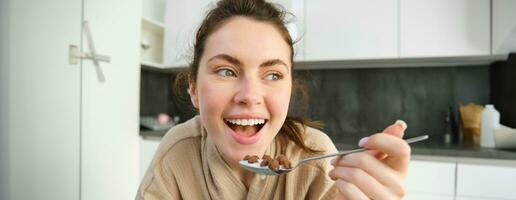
[334,180,369,200]
[382,120,407,138]
[362,120,407,159]
[361,133,412,173]
[331,152,406,197]
[329,120,410,199]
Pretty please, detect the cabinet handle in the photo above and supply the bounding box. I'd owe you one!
[69,21,110,65]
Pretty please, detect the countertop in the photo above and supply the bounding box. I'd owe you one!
[140,130,516,160]
[335,135,516,160]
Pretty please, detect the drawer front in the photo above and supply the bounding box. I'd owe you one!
[405,192,454,200]
[457,163,516,199]
[406,160,456,195]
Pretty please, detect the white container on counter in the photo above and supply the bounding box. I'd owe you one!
[481,104,500,148]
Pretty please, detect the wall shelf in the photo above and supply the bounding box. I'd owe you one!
[141,17,165,68]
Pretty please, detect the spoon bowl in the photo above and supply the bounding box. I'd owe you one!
[240,135,429,176]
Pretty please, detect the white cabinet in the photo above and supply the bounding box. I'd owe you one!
[163,0,301,67]
[271,0,305,61]
[143,0,165,23]
[164,0,215,68]
[4,1,82,199]
[304,0,398,61]
[408,157,516,200]
[140,138,161,178]
[406,160,456,199]
[81,0,141,199]
[400,0,490,57]
[141,0,166,68]
[457,163,516,200]
[492,0,516,55]
[457,197,501,200]
[405,193,454,200]
[1,0,141,199]
[141,17,165,68]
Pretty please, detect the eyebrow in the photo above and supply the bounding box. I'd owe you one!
[208,54,242,67]
[207,54,290,72]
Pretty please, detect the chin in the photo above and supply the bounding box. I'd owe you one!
[223,143,263,163]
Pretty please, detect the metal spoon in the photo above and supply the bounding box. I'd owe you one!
[239,135,429,176]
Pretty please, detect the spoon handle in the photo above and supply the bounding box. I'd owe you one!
[299,135,429,164]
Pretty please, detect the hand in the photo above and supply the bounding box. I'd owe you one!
[329,120,411,200]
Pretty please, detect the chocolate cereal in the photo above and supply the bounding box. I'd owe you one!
[268,159,280,171]
[243,154,292,172]
[247,155,259,163]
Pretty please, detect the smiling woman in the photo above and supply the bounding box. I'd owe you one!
[136,0,412,199]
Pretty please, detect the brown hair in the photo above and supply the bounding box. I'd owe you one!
[175,0,323,154]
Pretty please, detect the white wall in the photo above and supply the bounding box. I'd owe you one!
[0,0,10,199]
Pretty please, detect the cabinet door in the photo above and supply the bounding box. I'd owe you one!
[457,197,505,200]
[0,3,6,199]
[7,0,82,199]
[405,193,454,200]
[492,0,516,55]
[400,0,490,57]
[140,138,161,178]
[81,0,141,199]
[457,163,516,199]
[406,160,456,196]
[143,0,165,22]
[164,0,216,67]
[305,0,398,61]
[271,0,305,61]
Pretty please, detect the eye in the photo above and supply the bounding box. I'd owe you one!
[216,68,236,77]
[265,72,282,81]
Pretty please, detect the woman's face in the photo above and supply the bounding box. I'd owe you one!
[189,17,292,165]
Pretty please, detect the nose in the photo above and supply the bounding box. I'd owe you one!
[233,77,263,106]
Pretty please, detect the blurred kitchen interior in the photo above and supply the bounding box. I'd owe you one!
[2,0,516,200]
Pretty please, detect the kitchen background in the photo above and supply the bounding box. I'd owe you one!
[142,65,493,142]
[2,0,516,200]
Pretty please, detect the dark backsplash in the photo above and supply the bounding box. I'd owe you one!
[140,69,196,122]
[140,64,503,144]
[292,66,489,144]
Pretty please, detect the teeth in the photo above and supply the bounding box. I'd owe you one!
[226,118,265,126]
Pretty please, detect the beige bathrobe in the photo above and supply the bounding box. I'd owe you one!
[136,116,338,200]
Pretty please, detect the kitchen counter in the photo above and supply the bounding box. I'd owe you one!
[140,130,516,160]
[140,129,168,138]
[335,135,516,160]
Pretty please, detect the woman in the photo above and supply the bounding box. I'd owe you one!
[136,0,410,199]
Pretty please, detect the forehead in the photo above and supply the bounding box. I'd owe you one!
[201,16,291,66]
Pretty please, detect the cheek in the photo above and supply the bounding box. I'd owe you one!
[197,83,229,114]
[267,86,292,116]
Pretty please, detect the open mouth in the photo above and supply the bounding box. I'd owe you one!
[225,118,267,138]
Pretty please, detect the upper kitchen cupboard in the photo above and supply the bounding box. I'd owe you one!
[141,17,166,68]
[163,0,214,68]
[268,0,305,61]
[140,0,166,68]
[1,0,141,199]
[304,0,398,61]
[492,0,516,55]
[162,0,298,68]
[400,0,491,57]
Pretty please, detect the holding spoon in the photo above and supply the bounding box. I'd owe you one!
[239,135,429,176]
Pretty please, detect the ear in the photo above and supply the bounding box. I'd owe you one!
[188,82,199,109]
